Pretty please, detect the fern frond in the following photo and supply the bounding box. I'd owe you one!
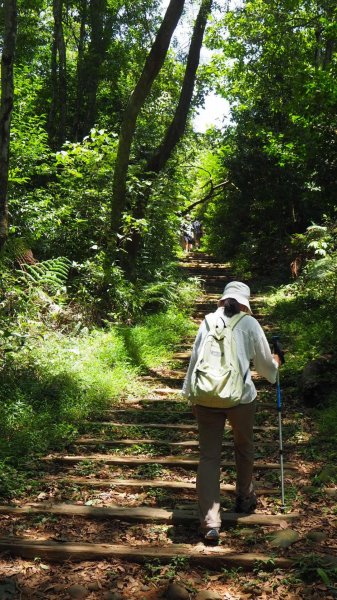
[18,256,71,295]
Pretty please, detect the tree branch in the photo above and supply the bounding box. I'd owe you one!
[180,179,237,216]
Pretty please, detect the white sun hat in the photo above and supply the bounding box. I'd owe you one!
[218,281,252,313]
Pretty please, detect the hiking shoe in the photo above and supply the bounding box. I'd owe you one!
[235,496,257,514]
[203,527,220,544]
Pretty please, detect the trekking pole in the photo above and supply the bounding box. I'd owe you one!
[272,336,286,511]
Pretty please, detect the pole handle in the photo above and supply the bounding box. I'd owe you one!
[272,335,285,364]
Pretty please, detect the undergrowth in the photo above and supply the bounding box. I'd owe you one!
[0,278,199,499]
[263,283,337,444]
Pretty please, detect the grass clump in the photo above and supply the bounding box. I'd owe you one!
[0,327,135,455]
[119,307,196,370]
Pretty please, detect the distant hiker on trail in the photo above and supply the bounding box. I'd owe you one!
[180,215,194,253]
[182,281,281,544]
[192,218,202,249]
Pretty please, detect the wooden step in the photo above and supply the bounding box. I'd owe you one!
[86,421,278,432]
[148,388,185,395]
[180,270,228,277]
[0,538,304,568]
[87,420,199,430]
[42,476,279,495]
[124,397,188,404]
[171,352,191,360]
[0,503,299,525]
[74,437,277,448]
[97,409,192,419]
[122,397,276,410]
[41,454,298,470]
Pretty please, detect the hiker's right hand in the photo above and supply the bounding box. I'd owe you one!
[273,354,282,366]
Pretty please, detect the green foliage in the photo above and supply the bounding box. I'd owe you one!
[295,554,337,585]
[265,285,330,377]
[27,129,117,261]
[0,277,197,499]
[317,407,337,444]
[0,460,27,499]
[75,460,102,477]
[293,221,337,308]
[120,311,191,370]
[135,463,164,479]
[18,256,72,295]
[10,66,52,186]
[143,559,163,582]
[165,555,190,578]
[202,0,337,271]
[263,250,337,441]
[6,0,337,511]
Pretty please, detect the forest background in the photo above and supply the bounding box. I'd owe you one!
[0,0,337,495]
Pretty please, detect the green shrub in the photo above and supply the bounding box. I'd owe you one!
[119,306,197,370]
[0,276,198,499]
[263,271,337,442]
[317,401,337,441]
[0,460,27,499]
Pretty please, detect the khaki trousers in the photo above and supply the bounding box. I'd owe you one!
[195,400,256,530]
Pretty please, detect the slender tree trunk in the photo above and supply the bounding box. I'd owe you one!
[125,0,213,271]
[0,0,17,250]
[74,0,115,140]
[85,0,112,132]
[48,0,67,148]
[322,5,335,69]
[146,0,213,175]
[74,0,88,140]
[110,0,185,245]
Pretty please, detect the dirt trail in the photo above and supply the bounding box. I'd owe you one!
[0,253,336,599]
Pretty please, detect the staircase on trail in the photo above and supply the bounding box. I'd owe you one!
[1,253,336,572]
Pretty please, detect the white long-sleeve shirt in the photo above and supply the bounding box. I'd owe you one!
[182,308,278,404]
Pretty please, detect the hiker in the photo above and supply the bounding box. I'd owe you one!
[192,218,202,249]
[182,281,281,543]
[180,215,194,253]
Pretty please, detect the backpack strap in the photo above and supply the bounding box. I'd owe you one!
[227,312,249,381]
[205,311,247,333]
[227,312,247,330]
[205,312,225,338]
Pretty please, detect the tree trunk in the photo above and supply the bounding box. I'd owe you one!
[74,0,88,141]
[74,0,115,140]
[48,0,67,148]
[110,0,185,246]
[146,0,213,175]
[125,0,213,271]
[85,0,113,133]
[0,0,17,250]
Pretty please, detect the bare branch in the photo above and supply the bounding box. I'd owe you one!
[180,179,237,216]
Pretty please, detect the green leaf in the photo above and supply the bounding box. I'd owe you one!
[316,568,330,586]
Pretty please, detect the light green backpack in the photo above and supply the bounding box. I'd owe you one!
[190,312,247,408]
